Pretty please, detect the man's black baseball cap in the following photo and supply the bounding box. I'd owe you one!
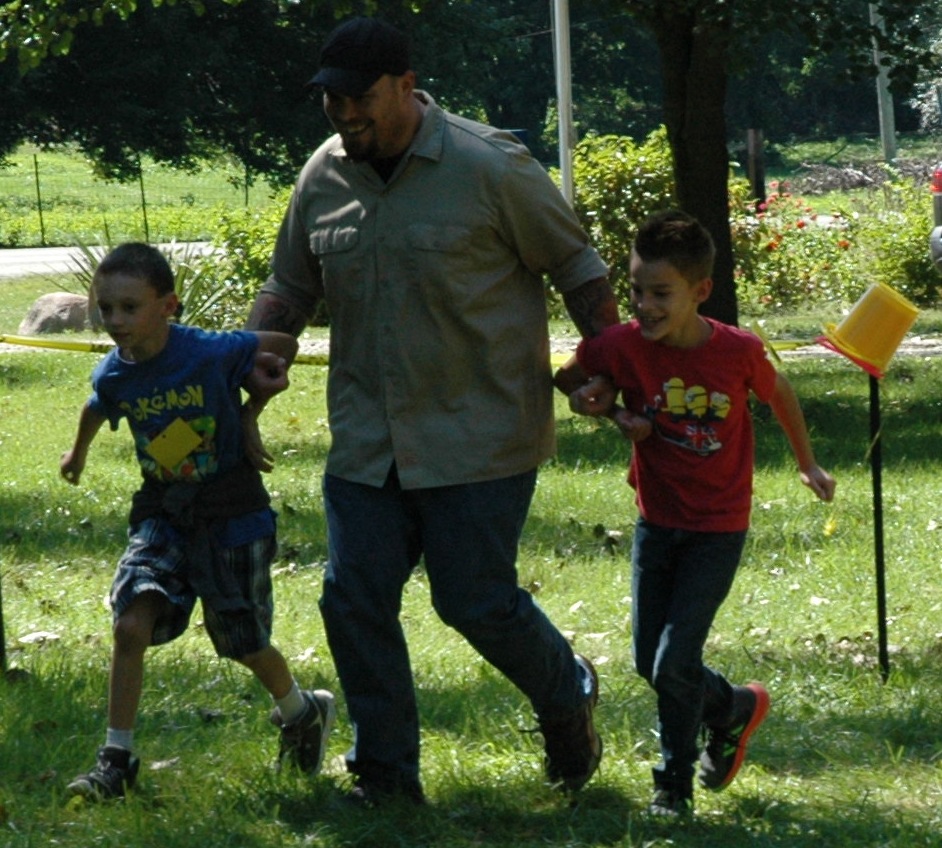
[307,17,411,97]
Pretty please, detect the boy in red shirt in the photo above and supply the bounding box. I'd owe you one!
[556,210,835,816]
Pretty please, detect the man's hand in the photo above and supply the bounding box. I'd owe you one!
[568,374,617,417]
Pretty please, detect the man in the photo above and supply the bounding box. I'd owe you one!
[245,16,619,806]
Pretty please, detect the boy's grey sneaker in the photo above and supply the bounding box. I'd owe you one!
[538,654,602,792]
[648,786,693,818]
[698,682,770,791]
[67,746,140,800]
[271,688,336,774]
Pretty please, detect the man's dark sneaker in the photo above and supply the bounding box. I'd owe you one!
[539,654,603,792]
[648,785,693,818]
[344,774,426,808]
[698,682,770,791]
[271,689,336,774]
[67,746,140,800]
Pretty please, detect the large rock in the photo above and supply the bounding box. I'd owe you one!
[18,292,90,335]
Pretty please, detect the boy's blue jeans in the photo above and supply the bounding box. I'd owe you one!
[319,466,588,786]
[631,518,747,787]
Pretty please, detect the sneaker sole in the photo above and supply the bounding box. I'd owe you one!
[67,755,140,801]
[710,682,770,791]
[306,689,337,775]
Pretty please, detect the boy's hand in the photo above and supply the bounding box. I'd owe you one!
[568,375,617,417]
[60,451,84,485]
[800,465,836,502]
[244,351,290,405]
[613,409,652,442]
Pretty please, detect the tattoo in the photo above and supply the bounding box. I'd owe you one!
[244,293,308,337]
[562,277,620,338]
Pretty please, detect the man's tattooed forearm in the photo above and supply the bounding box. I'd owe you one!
[562,277,620,338]
[245,294,308,336]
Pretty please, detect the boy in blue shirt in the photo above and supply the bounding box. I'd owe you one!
[60,242,334,799]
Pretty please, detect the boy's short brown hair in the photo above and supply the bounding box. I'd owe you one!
[634,210,715,283]
[93,242,175,297]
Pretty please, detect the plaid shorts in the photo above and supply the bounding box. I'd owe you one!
[110,517,277,659]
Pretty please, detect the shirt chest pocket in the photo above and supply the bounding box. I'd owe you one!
[403,224,479,302]
[406,224,473,253]
[309,226,364,301]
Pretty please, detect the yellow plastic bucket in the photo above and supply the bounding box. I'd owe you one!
[820,282,918,377]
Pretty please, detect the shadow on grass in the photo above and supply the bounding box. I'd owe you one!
[6,635,942,846]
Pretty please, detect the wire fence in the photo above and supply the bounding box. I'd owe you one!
[0,146,275,248]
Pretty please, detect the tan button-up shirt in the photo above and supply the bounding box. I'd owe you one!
[263,92,608,489]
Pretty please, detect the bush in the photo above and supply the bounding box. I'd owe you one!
[569,129,939,317]
[730,174,941,313]
[730,182,863,311]
[118,190,311,330]
[570,128,676,306]
[198,194,292,328]
[852,177,940,305]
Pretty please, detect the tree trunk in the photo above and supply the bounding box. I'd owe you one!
[653,8,738,326]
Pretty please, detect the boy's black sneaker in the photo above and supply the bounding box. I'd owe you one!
[539,654,603,792]
[271,688,336,774]
[698,682,770,791]
[67,746,140,800]
[648,786,693,818]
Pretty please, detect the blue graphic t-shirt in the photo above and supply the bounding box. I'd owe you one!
[88,324,273,547]
[89,324,258,484]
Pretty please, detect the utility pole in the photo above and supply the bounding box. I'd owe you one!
[551,0,574,203]
[869,4,896,163]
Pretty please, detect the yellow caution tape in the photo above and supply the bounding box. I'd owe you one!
[0,334,813,369]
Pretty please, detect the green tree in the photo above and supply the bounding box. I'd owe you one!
[597,0,939,325]
[0,1,380,184]
[0,0,661,175]
[4,0,939,326]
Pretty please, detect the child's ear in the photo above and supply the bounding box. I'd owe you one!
[163,292,181,318]
[693,277,713,304]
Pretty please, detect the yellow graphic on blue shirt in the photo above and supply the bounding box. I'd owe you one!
[645,377,731,457]
[139,415,218,481]
[120,383,204,423]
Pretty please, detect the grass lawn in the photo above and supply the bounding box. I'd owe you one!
[3,135,942,843]
[3,313,942,845]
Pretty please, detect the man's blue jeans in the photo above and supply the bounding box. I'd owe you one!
[631,518,747,786]
[320,466,587,785]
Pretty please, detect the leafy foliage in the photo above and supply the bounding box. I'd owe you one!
[0,0,338,186]
[570,128,676,306]
[731,174,940,312]
[731,185,864,311]
[855,178,941,304]
[0,0,371,71]
[58,236,250,329]
[569,130,940,316]
[584,0,942,324]
[200,192,303,327]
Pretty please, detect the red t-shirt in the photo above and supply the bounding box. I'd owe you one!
[577,318,778,532]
